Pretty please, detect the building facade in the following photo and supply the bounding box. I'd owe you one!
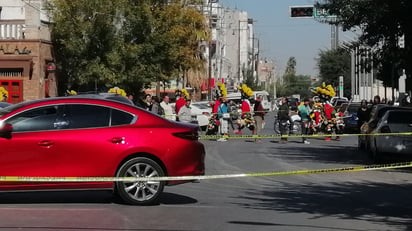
[0,0,56,103]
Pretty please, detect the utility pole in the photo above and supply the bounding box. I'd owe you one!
[331,24,339,49]
[207,0,213,100]
[237,19,241,84]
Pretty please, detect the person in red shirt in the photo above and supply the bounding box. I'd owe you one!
[240,99,251,117]
[174,91,186,121]
[323,102,336,141]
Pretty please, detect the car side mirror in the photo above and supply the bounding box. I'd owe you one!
[0,122,12,139]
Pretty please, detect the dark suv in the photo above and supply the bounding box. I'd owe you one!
[358,104,412,152]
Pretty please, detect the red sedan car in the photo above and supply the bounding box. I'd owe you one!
[0,96,205,205]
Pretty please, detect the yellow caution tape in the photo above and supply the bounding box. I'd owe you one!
[199,132,412,140]
[0,162,411,182]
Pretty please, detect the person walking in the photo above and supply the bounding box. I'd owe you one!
[143,94,152,111]
[178,98,192,123]
[373,95,381,105]
[357,99,371,130]
[150,96,164,116]
[175,91,186,121]
[253,96,266,143]
[227,99,239,134]
[298,98,311,144]
[217,97,229,142]
[278,97,290,144]
[160,96,175,120]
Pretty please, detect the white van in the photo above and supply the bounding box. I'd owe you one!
[226,90,271,111]
[253,91,271,111]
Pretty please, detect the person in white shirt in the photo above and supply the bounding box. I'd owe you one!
[178,99,192,123]
[160,96,175,120]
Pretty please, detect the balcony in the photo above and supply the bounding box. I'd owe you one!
[0,20,25,40]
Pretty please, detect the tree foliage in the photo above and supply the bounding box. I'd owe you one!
[276,57,312,98]
[50,0,209,97]
[317,47,351,98]
[316,0,412,90]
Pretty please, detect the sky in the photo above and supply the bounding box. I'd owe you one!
[219,0,354,78]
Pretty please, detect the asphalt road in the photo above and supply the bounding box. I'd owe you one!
[0,112,412,231]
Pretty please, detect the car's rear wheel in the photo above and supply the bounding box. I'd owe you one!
[116,157,165,205]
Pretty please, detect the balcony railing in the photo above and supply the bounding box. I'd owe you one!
[0,20,25,40]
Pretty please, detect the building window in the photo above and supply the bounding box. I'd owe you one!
[0,68,23,77]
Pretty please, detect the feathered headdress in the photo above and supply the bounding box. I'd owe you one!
[180,88,190,100]
[237,84,253,98]
[216,82,227,98]
[66,89,77,96]
[0,87,8,102]
[108,87,127,97]
[311,82,336,100]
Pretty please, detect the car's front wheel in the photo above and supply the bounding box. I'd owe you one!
[116,157,165,205]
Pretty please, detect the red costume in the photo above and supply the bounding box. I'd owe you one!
[240,100,251,117]
[175,97,186,114]
[212,100,220,114]
[323,103,335,120]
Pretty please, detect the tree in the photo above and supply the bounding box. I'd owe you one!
[315,0,412,91]
[317,47,351,98]
[50,0,209,98]
[276,57,312,98]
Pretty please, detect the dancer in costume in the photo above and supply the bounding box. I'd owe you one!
[236,84,254,134]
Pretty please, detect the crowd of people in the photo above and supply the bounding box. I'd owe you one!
[139,82,411,144]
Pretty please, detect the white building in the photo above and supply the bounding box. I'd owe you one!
[201,1,257,91]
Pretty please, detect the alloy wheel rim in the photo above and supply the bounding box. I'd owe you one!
[122,163,160,201]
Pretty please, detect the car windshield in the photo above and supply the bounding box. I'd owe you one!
[387,111,412,124]
[192,103,210,110]
[347,103,361,113]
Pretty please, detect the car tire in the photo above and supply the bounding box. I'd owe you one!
[116,157,165,205]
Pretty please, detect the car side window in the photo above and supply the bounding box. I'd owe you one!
[6,106,59,132]
[111,109,135,126]
[62,104,110,129]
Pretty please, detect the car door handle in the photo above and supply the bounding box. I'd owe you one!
[38,140,54,147]
[110,137,125,144]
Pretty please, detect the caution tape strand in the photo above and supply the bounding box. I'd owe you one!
[199,132,412,140]
[1,162,411,182]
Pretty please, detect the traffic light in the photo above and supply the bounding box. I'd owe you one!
[290,6,314,18]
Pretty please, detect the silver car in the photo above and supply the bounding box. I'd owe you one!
[369,109,412,162]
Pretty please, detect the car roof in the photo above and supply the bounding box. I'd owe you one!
[1,96,135,114]
[371,105,412,120]
[71,94,134,105]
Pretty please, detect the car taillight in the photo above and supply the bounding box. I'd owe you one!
[380,126,391,133]
[173,130,199,140]
[202,112,210,115]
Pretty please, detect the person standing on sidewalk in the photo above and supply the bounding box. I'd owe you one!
[217,97,229,142]
[253,96,266,143]
[160,96,175,121]
[298,98,311,144]
[278,97,290,144]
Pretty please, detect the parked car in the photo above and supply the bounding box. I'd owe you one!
[0,102,11,108]
[74,93,135,105]
[191,101,212,130]
[369,110,412,162]
[358,104,412,152]
[0,96,205,205]
[342,102,361,133]
[331,97,349,107]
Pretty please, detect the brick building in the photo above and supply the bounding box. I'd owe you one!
[0,0,56,103]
